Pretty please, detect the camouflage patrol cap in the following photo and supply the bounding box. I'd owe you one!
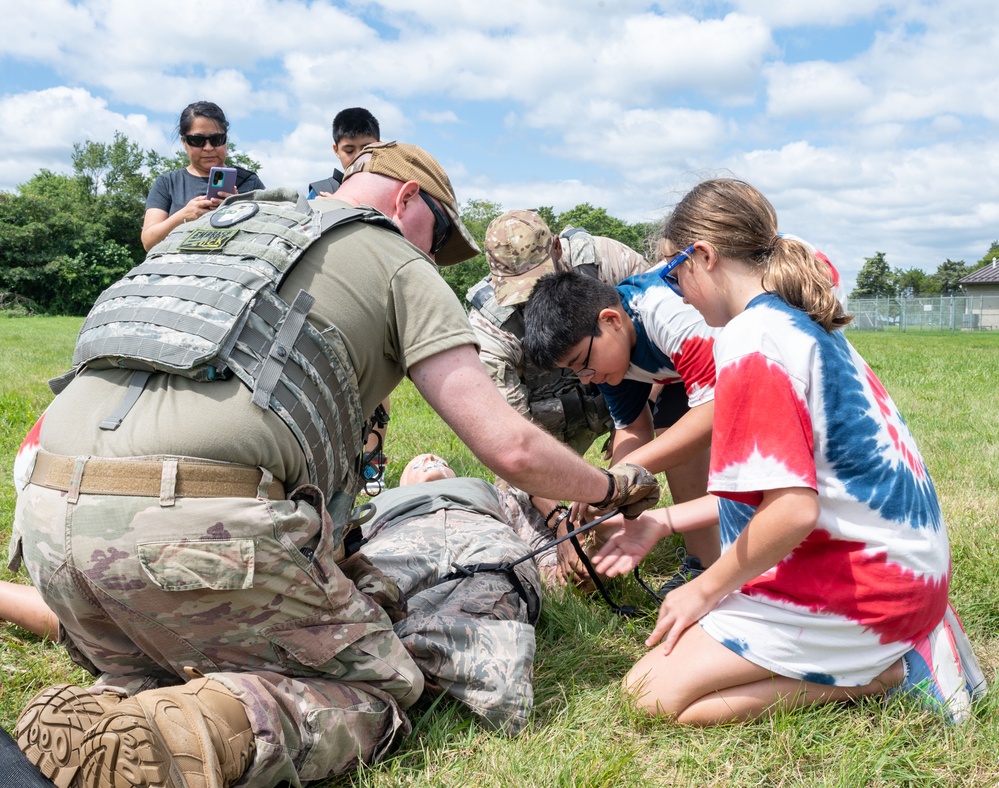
[342,140,480,266]
[485,209,554,306]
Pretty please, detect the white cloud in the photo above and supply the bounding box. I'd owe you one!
[765,61,873,118]
[0,88,165,189]
[727,0,894,28]
[419,110,460,124]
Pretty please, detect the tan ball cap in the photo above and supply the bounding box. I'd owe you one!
[342,141,480,266]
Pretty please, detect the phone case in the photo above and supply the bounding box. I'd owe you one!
[206,167,237,199]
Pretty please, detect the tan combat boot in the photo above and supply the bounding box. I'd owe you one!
[78,677,254,788]
[16,683,122,788]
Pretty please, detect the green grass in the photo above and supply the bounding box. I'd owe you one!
[2,320,998,787]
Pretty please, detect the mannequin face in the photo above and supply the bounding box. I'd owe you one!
[399,454,456,486]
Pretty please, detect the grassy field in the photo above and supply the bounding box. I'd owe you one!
[1,317,997,787]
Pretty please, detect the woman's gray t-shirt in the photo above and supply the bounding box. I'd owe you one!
[145,167,266,215]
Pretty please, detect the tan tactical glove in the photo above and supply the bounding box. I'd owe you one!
[596,462,660,518]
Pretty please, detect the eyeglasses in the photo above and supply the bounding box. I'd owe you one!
[561,321,598,380]
[183,133,228,149]
[418,190,453,255]
[659,244,695,297]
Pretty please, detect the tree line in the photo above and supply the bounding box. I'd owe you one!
[2,132,993,315]
[0,133,259,315]
[0,133,653,316]
[849,249,996,299]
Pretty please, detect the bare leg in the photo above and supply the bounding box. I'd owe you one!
[624,621,902,726]
[662,448,718,566]
[0,579,59,639]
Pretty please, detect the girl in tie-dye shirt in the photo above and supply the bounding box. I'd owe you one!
[593,178,980,726]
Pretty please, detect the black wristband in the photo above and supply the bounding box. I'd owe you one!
[596,469,616,509]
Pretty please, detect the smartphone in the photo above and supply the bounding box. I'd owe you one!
[206,167,237,200]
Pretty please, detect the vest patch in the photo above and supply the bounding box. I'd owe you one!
[178,226,240,251]
[211,202,260,228]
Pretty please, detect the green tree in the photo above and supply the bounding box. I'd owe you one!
[1,132,267,315]
[931,258,974,295]
[439,199,502,305]
[975,240,999,269]
[554,203,649,254]
[72,133,152,262]
[895,267,934,298]
[147,146,263,180]
[73,132,150,200]
[851,252,896,298]
[535,206,558,231]
[0,171,122,313]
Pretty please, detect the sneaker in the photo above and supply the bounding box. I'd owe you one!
[79,677,254,788]
[897,615,973,724]
[945,603,988,702]
[658,550,705,597]
[15,683,121,788]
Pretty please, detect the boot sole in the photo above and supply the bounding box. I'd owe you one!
[79,704,177,788]
[15,684,113,788]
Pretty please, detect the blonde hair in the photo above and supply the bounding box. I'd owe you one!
[657,179,851,331]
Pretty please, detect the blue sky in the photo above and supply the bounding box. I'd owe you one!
[1,0,997,292]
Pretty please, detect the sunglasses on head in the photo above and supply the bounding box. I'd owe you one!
[183,132,228,148]
[419,190,453,255]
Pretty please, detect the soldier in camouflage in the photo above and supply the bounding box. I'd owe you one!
[468,210,650,451]
[10,143,660,788]
[467,210,652,586]
[3,449,543,760]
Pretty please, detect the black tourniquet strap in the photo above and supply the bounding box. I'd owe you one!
[435,508,645,619]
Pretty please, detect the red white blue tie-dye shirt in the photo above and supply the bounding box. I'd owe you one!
[706,293,950,668]
[598,263,720,429]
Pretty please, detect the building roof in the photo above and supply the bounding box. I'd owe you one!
[958,262,999,285]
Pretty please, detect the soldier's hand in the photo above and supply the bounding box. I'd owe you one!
[597,462,660,519]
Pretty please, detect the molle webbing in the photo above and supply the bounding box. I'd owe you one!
[224,289,363,502]
[68,191,397,500]
[466,278,522,335]
[74,260,267,374]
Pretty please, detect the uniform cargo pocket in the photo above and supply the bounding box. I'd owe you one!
[263,619,387,672]
[137,539,255,591]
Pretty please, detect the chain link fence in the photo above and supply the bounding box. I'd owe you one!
[846,295,999,331]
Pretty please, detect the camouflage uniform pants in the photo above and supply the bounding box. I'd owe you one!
[9,477,423,787]
[360,504,542,735]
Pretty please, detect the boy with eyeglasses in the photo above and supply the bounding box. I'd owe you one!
[524,266,723,588]
[466,210,652,586]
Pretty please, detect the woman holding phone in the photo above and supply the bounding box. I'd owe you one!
[141,101,265,250]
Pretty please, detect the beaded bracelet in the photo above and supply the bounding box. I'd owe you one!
[544,504,569,525]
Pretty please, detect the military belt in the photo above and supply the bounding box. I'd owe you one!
[29,450,285,501]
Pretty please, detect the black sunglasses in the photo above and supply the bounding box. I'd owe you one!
[419,190,453,255]
[183,133,228,149]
